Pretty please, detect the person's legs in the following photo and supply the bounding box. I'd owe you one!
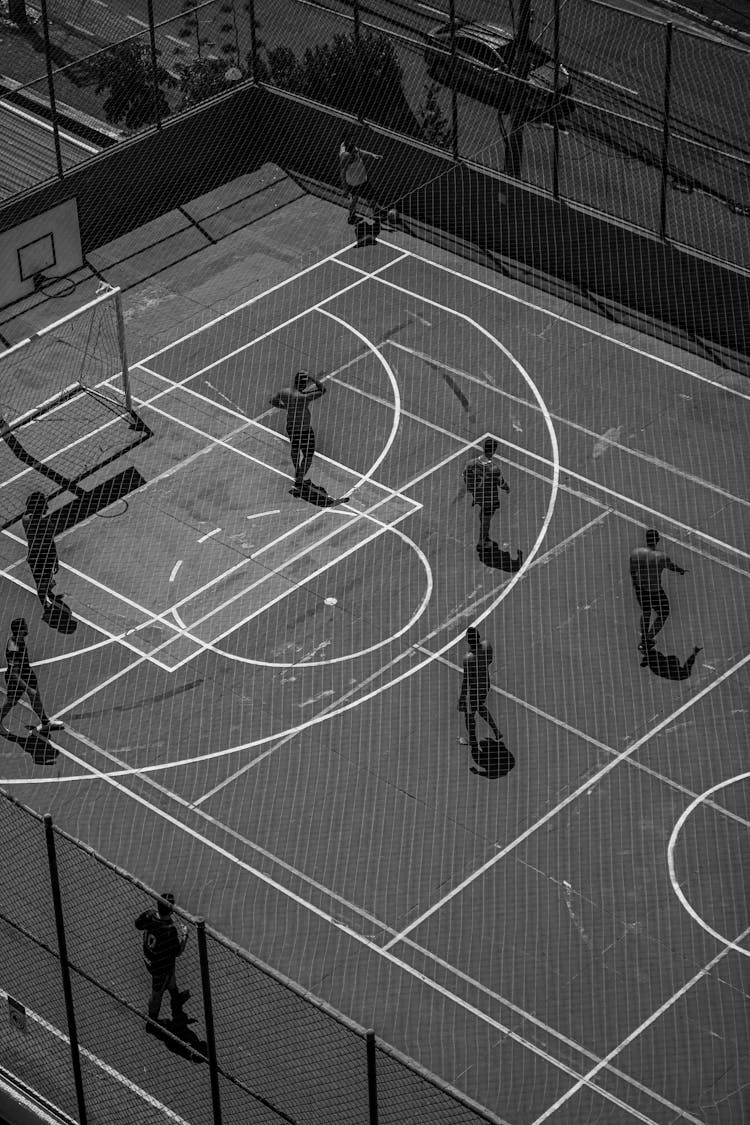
[635,588,653,648]
[298,431,316,484]
[478,701,501,742]
[478,505,493,546]
[650,590,671,639]
[347,187,360,223]
[27,682,63,732]
[148,971,169,1021]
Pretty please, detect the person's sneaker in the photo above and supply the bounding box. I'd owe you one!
[38,720,64,732]
[457,736,469,746]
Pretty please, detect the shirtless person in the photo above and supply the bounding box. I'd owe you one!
[457,626,502,756]
[22,492,59,617]
[629,529,687,652]
[464,439,509,552]
[269,371,327,494]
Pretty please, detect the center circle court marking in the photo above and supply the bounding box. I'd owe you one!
[169,512,433,667]
[0,291,560,785]
[668,772,750,958]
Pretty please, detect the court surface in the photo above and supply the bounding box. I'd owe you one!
[1,215,749,1124]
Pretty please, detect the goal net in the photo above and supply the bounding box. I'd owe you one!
[0,287,151,529]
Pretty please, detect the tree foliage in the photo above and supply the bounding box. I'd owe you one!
[417,82,453,149]
[263,31,422,137]
[88,42,173,130]
[176,56,235,108]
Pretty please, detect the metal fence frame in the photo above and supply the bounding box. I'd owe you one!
[0,788,505,1124]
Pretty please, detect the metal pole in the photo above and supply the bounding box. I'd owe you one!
[197,921,223,1125]
[366,1029,379,1125]
[44,816,88,1125]
[552,0,560,200]
[146,0,161,130]
[247,0,258,81]
[113,290,135,421]
[39,0,63,179]
[448,0,459,160]
[353,0,363,122]
[660,22,673,241]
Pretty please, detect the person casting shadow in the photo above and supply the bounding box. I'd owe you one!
[457,627,502,757]
[641,643,701,680]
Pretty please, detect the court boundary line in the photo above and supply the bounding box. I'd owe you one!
[0,985,191,1125]
[381,651,750,951]
[366,241,750,402]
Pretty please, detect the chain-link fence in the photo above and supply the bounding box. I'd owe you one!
[0,788,505,1124]
[2,0,748,265]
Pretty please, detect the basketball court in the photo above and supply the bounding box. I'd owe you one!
[0,210,748,1124]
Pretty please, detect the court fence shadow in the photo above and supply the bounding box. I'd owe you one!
[0,788,506,1124]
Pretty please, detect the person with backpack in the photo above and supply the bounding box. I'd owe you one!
[135,893,190,1026]
[463,438,509,552]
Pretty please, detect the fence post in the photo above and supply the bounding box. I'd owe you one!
[353,0,364,123]
[448,0,459,160]
[197,921,223,1125]
[39,0,63,179]
[44,816,88,1125]
[659,21,673,240]
[146,0,162,130]
[552,0,560,200]
[366,1029,379,1125]
[247,0,259,81]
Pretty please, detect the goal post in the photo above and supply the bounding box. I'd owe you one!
[0,287,152,529]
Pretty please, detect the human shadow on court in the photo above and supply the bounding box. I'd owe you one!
[290,480,351,508]
[42,594,77,635]
[641,644,701,680]
[470,737,515,779]
[0,726,59,765]
[477,542,523,572]
[146,1012,207,1063]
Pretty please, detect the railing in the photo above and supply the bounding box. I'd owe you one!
[0,787,505,1124]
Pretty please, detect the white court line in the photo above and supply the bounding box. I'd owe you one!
[355,243,750,403]
[0,101,99,153]
[168,560,182,583]
[0,986,191,1125]
[382,650,750,952]
[386,339,750,511]
[44,736,663,1125]
[247,509,280,520]
[136,240,364,366]
[530,923,750,1125]
[197,527,221,543]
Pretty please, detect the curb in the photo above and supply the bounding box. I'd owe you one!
[638,0,750,46]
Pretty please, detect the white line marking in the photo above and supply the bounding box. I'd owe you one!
[246,509,280,520]
[0,987,191,1124]
[668,772,750,959]
[358,243,750,402]
[168,560,182,583]
[0,100,100,153]
[197,527,221,543]
[529,923,750,1124]
[125,14,147,24]
[382,651,750,951]
[387,340,750,511]
[581,69,640,95]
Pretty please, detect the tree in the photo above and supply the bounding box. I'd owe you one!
[264,30,422,137]
[176,55,235,108]
[88,42,173,130]
[418,82,453,149]
[8,0,29,27]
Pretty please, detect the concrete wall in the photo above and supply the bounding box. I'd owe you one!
[1,83,747,360]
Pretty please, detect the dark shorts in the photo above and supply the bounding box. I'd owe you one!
[347,178,372,201]
[465,690,489,713]
[290,430,315,460]
[148,964,176,994]
[4,674,37,706]
[634,586,669,617]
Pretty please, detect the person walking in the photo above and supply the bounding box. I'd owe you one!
[339,138,382,226]
[0,618,64,735]
[463,438,509,552]
[457,626,502,756]
[269,370,327,494]
[22,492,59,617]
[134,893,190,1027]
[629,529,687,652]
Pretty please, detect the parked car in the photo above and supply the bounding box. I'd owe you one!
[424,21,573,119]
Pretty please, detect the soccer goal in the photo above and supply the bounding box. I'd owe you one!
[0,287,152,529]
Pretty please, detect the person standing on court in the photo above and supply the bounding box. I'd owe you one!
[135,892,190,1028]
[22,492,59,618]
[0,618,64,736]
[339,138,381,226]
[629,528,687,652]
[464,438,509,553]
[269,370,327,494]
[457,626,502,757]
